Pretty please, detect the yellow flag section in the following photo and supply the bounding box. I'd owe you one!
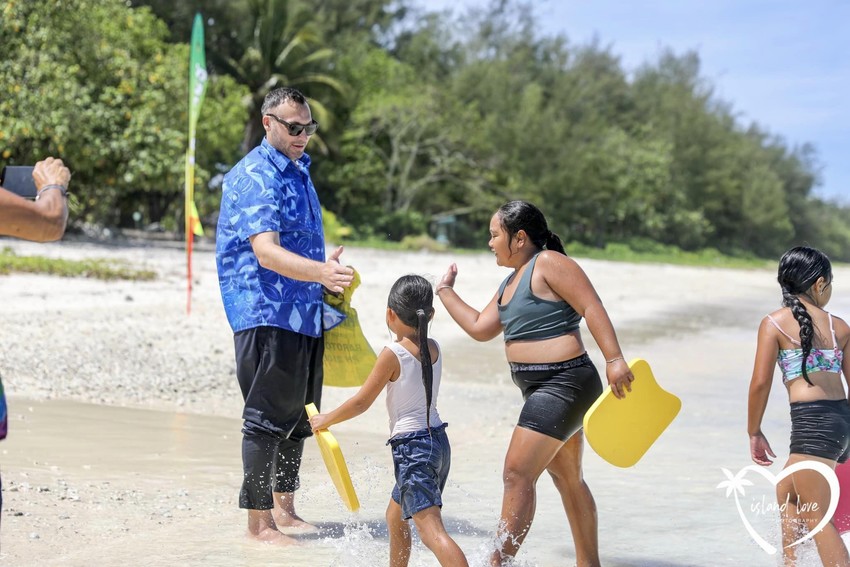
[305,403,360,512]
[323,268,377,387]
[583,359,681,468]
[189,200,204,237]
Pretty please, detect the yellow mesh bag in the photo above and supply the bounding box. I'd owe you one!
[323,268,376,387]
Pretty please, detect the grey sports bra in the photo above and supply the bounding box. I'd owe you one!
[497,253,582,341]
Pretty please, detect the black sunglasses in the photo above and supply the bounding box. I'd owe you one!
[265,113,319,136]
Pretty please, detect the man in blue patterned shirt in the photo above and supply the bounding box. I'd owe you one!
[216,87,353,544]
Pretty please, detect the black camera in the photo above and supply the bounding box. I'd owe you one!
[0,165,37,199]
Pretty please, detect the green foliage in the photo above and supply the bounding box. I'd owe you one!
[324,43,496,233]
[375,210,429,242]
[0,0,246,231]
[194,74,250,223]
[321,206,353,243]
[564,240,771,269]
[212,0,347,153]
[127,0,254,66]
[399,234,448,252]
[0,247,157,280]
[3,0,849,263]
[409,6,850,261]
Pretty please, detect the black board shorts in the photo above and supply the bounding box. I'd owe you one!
[509,353,603,442]
[790,399,850,463]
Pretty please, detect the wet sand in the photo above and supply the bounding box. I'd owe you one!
[1,237,849,566]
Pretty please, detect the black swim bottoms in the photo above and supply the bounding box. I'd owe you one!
[789,399,850,463]
[509,353,603,442]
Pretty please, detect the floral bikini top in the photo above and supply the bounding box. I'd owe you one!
[767,313,843,383]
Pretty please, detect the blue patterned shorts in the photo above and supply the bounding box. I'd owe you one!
[389,423,450,520]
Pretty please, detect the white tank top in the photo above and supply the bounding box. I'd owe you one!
[385,340,443,438]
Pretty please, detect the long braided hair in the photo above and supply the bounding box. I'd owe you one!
[387,275,435,429]
[497,200,566,256]
[777,246,832,385]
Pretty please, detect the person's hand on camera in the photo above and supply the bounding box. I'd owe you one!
[33,157,71,194]
[0,155,71,241]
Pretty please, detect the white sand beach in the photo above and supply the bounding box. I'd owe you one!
[2,237,849,566]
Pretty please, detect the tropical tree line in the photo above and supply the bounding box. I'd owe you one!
[1,0,848,260]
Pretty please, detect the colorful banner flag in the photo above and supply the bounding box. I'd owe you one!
[185,13,208,314]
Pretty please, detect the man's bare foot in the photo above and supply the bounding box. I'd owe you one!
[247,509,299,544]
[247,525,298,546]
[273,509,319,535]
[273,491,319,534]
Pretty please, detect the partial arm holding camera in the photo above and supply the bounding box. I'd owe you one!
[0,157,70,242]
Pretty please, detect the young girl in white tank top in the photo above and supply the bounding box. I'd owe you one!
[309,275,468,567]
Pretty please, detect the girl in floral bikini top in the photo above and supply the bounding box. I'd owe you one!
[767,312,843,383]
[748,246,850,566]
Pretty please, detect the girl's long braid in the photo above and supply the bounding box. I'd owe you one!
[416,308,434,432]
[781,288,815,386]
[776,245,833,387]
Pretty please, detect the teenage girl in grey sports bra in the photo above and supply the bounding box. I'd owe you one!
[437,200,633,567]
[748,246,850,566]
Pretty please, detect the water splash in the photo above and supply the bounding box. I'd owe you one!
[326,521,385,566]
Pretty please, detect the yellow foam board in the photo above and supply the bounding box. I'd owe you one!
[305,403,360,511]
[583,358,680,468]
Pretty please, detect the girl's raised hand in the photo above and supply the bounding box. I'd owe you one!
[438,263,458,290]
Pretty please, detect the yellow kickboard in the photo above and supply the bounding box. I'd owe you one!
[305,403,360,511]
[583,359,680,468]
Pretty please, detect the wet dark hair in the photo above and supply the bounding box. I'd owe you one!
[497,200,566,255]
[261,87,308,114]
[387,275,435,429]
[777,246,833,385]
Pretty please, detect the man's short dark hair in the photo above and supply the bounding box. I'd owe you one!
[261,87,308,114]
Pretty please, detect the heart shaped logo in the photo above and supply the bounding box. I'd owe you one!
[718,462,840,554]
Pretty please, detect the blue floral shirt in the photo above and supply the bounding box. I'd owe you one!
[216,139,325,336]
[0,373,7,440]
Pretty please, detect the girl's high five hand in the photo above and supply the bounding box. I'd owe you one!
[437,263,458,292]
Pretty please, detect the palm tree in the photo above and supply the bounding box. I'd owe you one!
[216,0,346,153]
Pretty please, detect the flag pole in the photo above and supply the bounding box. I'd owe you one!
[186,13,208,314]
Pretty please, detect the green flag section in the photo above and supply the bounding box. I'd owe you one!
[188,13,208,140]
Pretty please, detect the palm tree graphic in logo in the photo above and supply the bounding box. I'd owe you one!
[717,462,840,555]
